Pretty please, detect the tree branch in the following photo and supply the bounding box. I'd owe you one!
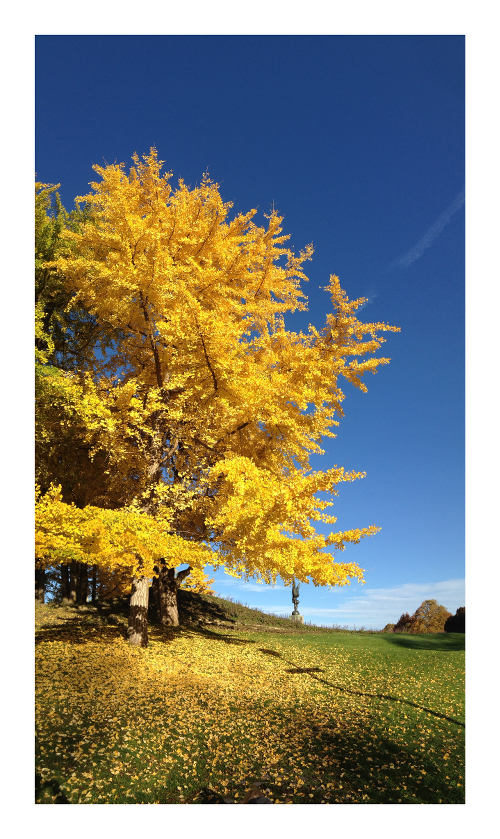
[175,566,191,584]
[199,332,218,392]
[139,291,163,387]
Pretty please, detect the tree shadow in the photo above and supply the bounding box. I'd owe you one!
[35,617,127,645]
[144,712,464,804]
[257,647,464,727]
[381,633,465,652]
[35,604,254,648]
[286,667,325,674]
[35,773,70,804]
[181,625,256,646]
[259,647,325,674]
[177,589,236,626]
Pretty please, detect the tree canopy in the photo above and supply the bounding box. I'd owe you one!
[36,149,399,640]
[412,600,452,634]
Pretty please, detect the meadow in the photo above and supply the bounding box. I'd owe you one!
[35,597,465,805]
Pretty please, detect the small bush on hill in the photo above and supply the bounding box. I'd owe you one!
[394,612,415,633]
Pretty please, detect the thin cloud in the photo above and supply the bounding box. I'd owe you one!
[298,579,465,628]
[388,188,465,270]
[356,286,378,313]
[213,577,284,593]
[237,579,465,630]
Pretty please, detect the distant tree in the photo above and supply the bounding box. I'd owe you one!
[382,623,395,633]
[394,612,415,633]
[444,606,465,633]
[412,599,451,634]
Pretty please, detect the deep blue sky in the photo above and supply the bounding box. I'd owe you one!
[36,35,465,628]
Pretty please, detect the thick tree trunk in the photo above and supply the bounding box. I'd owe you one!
[35,567,46,603]
[161,567,179,626]
[127,576,150,647]
[155,564,191,627]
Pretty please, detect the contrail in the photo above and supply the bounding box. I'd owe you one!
[356,286,378,312]
[388,187,465,270]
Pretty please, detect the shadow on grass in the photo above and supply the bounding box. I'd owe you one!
[258,648,464,727]
[285,667,325,674]
[177,589,237,626]
[181,626,256,646]
[35,610,257,648]
[35,773,69,804]
[130,715,464,804]
[381,634,465,652]
[35,618,127,645]
[35,621,465,805]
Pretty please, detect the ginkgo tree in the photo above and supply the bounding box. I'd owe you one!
[40,148,399,646]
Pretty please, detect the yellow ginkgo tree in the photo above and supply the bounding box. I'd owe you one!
[42,148,399,646]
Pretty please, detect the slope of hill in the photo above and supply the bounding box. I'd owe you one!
[36,589,346,634]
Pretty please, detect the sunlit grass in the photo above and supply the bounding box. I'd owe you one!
[35,602,464,804]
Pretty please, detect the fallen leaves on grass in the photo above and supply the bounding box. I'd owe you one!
[35,605,464,804]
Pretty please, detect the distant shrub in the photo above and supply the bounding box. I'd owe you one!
[382,623,395,633]
[394,612,416,633]
[444,606,465,633]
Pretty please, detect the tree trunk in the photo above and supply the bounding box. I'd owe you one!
[76,563,88,605]
[127,576,150,647]
[151,575,159,618]
[35,567,46,603]
[156,564,191,627]
[61,563,77,605]
[91,565,97,604]
[65,560,78,605]
[61,564,70,602]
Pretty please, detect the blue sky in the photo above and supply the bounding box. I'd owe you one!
[35,35,465,629]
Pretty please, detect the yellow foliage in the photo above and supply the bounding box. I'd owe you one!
[35,302,54,365]
[35,367,153,513]
[178,566,216,595]
[40,149,400,589]
[35,485,212,579]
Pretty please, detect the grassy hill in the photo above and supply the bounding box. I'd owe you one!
[35,594,465,805]
[36,588,351,636]
[79,587,351,632]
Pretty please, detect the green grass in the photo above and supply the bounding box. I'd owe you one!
[35,596,464,804]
